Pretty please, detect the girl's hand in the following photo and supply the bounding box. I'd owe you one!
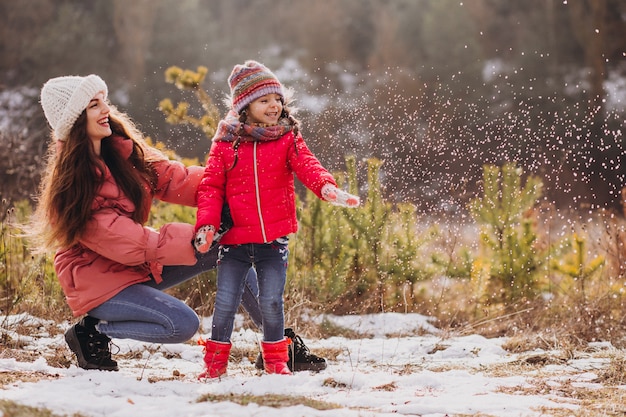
[321,184,360,208]
[194,225,215,253]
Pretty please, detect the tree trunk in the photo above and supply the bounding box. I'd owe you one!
[112,0,159,85]
[567,0,607,112]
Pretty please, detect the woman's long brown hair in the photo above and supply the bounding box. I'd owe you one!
[30,106,160,252]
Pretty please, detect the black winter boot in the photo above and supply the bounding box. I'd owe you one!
[255,328,327,372]
[64,316,118,371]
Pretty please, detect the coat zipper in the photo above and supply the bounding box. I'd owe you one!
[253,142,268,242]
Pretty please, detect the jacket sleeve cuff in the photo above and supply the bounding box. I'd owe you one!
[145,229,159,262]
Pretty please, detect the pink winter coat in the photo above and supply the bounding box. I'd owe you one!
[54,136,204,316]
[195,131,336,245]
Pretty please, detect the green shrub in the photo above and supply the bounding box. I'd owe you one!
[551,232,605,302]
[288,157,438,314]
[467,163,545,307]
[0,200,64,319]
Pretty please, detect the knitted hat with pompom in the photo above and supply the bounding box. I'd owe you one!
[228,61,283,114]
[40,74,108,139]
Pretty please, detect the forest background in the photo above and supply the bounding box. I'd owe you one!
[2,0,626,347]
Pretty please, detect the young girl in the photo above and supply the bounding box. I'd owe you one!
[32,74,324,372]
[194,60,359,378]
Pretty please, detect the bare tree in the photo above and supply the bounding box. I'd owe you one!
[112,0,159,85]
[567,0,607,113]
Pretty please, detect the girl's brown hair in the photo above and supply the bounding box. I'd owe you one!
[30,105,161,252]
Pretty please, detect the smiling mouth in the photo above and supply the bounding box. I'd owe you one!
[98,118,109,126]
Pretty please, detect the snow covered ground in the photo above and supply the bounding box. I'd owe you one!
[0,312,620,416]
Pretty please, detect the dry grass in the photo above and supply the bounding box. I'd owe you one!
[0,399,88,417]
[373,381,397,392]
[0,344,73,376]
[485,348,626,416]
[0,316,74,372]
[0,371,62,386]
[197,392,342,411]
[3,211,626,416]
[3,313,626,416]
[503,383,626,417]
[592,354,626,386]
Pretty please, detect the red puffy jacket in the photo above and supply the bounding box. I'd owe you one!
[54,136,204,316]
[195,131,336,245]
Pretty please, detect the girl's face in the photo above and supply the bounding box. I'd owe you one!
[86,92,112,143]
[246,93,283,125]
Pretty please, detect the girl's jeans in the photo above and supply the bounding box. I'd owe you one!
[90,244,264,344]
[211,240,289,343]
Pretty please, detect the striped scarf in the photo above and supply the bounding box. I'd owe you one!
[212,110,293,144]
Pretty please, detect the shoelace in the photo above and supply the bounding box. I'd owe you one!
[291,335,310,357]
[86,333,117,362]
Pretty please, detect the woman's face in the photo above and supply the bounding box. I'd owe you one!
[246,93,283,125]
[86,92,112,143]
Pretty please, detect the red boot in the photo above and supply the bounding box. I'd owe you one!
[198,339,231,379]
[261,338,292,375]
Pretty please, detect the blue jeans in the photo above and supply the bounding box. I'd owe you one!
[211,240,289,343]
[90,244,264,344]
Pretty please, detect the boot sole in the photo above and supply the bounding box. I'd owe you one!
[256,355,328,372]
[291,360,327,372]
[64,326,119,371]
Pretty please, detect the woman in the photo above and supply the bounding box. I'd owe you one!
[31,74,325,373]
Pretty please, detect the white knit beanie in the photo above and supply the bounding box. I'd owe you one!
[40,74,108,139]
